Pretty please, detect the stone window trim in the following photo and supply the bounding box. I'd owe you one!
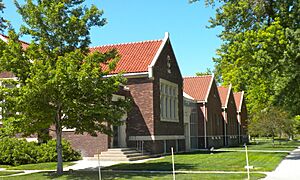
[160,78,179,123]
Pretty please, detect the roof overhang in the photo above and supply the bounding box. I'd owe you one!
[0,34,8,43]
[104,71,148,78]
[239,91,244,111]
[148,32,169,79]
[224,84,232,109]
[204,74,214,102]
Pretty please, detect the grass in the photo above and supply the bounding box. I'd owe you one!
[2,171,266,180]
[3,162,75,170]
[220,140,300,151]
[106,150,287,172]
[0,171,24,176]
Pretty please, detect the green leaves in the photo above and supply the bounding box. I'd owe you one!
[1,0,130,140]
[203,0,300,116]
[249,106,294,139]
[14,0,106,54]
[0,0,6,31]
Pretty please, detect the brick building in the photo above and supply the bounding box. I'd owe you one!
[62,32,185,156]
[183,75,224,149]
[218,85,239,147]
[234,91,249,144]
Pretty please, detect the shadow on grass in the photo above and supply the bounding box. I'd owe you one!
[104,162,196,171]
[36,171,172,180]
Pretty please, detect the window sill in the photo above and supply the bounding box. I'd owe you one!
[160,118,179,123]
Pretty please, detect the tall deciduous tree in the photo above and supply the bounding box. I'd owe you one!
[0,0,130,175]
[0,0,6,31]
[193,0,300,116]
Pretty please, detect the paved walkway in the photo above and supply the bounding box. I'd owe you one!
[264,146,300,180]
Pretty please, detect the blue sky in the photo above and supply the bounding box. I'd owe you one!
[2,0,222,76]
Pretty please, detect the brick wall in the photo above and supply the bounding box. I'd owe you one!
[152,40,184,136]
[61,132,108,157]
[206,80,224,148]
[126,77,154,137]
[225,90,239,147]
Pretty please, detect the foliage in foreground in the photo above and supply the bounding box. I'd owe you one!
[0,138,81,166]
[192,0,300,117]
[0,0,130,174]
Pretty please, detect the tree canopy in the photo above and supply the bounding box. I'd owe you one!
[194,0,300,116]
[0,0,130,174]
[0,0,6,31]
[248,106,294,142]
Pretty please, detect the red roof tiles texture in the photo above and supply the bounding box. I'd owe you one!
[234,92,243,112]
[218,86,230,107]
[0,34,29,49]
[183,75,213,102]
[89,40,163,74]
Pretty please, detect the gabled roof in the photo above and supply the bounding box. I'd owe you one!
[0,32,170,77]
[217,85,232,108]
[89,37,165,75]
[234,91,244,112]
[0,34,29,49]
[183,75,214,102]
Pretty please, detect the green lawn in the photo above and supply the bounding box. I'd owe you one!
[220,140,300,151]
[3,162,75,170]
[106,151,287,172]
[2,171,266,180]
[0,171,24,176]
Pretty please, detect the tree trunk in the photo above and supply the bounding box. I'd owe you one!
[55,110,63,175]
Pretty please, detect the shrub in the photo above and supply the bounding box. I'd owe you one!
[0,138,81,166]
[37,140,81,163]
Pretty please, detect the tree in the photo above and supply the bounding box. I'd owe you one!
[193,0,300,116]
[196,68,212,76]
[249,106,293,144]
[0,0,6,31]
[0,0,130,175]
[294,115,300,136]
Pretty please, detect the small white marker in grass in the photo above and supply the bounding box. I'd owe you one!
[244,144,251,180]
[171,147,175,180]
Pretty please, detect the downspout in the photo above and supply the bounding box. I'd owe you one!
[204,102,207,149]
[238,113,241,144]
[223,109,227,146]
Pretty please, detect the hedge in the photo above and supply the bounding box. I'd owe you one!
[0,138,81,166]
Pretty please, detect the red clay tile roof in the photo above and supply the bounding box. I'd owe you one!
[234,92,243,112]
[183,75,213,102]
[0,34,29,49]
[0,34,165,75]
[0,71,15,78]
[89,40,163,74]
[218,86,230,107]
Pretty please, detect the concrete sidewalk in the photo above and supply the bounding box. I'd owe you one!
[64,156,163,171]
[264,146,300,180]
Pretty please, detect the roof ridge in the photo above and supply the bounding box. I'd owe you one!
[90,38,163,49]
[183,75,212,79]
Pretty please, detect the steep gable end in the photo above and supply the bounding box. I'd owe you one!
[218,86,231,108]
[234,92,243,112]
[183,75,213,102]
